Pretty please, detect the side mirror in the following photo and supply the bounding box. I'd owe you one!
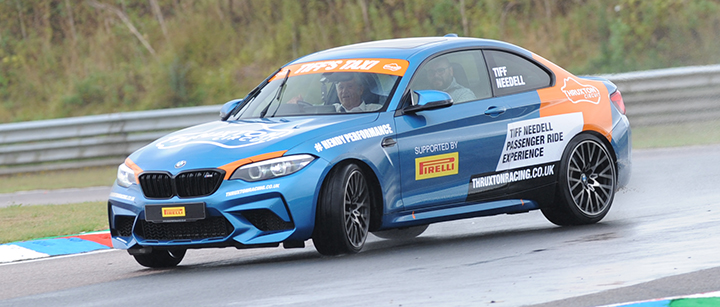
[404,90,453,114]
[220,99,243,121]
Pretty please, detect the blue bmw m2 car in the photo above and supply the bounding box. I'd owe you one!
[109,35,631,267]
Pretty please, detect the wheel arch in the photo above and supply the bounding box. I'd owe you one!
[315,158,384,233]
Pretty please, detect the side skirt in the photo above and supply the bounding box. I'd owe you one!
[381,182,556,229]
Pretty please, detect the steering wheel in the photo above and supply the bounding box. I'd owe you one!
[295,100,312,107]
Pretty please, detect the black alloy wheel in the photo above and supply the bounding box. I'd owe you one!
[313,164,371,255]
[542,134,616,226]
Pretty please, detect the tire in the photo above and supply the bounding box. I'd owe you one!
[372,225,428,240]
[313,164,371,256]
[133,249,186,268]
[542,134,616,226]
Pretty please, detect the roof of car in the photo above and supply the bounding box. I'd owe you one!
[338,37,449,50]
[289,36,530,65]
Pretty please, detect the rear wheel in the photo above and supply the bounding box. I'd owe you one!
[313,164,371,256]
[133,249,186,268]
[372,225,428,240]
[542,134,616,226]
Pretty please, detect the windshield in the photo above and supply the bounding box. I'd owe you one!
[232,58,408,119]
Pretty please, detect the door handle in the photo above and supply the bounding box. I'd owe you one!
[381,137,396,148]
[484,106,506,117]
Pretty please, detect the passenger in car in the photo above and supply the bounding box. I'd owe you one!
[332,73,382,113]
[425,58,475,103]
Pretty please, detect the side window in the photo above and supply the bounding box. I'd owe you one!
[484,50,552,96]
[408,50,492,104]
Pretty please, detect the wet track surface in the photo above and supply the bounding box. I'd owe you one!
[1,144,719,306]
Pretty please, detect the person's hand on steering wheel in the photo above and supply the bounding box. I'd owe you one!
[287,95,312,106]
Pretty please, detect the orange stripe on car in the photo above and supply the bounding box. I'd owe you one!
[218,150,288,180]
[533,54,613,142]
[270,58,410,81]
[125,158,143,184]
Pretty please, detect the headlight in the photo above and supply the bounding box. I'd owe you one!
[231,154,315,182]
[117,163,137,187]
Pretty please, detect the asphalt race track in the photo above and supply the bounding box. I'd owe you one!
[1,144,719,307]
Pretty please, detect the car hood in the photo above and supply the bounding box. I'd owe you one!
[128,114,378,172]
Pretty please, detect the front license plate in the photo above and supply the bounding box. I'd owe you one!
[145,203,205,223]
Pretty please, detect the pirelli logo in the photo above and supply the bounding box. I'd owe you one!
[415,152,459,180]
[162,207,186,218]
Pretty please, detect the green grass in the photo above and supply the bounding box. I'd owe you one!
[0,202,108,244]
[3,1,720,123]
[0,166,117,194]
[1,120,719,244]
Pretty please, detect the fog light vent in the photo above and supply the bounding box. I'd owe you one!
[242,209,294,232]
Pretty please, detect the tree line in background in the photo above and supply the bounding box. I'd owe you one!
[0,0,719,122]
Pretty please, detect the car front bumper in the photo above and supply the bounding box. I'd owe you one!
[108,158,329,250]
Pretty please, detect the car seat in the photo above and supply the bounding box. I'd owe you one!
[450,62,470,89]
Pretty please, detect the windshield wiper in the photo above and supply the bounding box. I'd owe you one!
[259,69,290,118]
[229,67,281,120]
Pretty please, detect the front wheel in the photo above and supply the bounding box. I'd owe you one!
[133,249,186,268]
[313,164,371,256]
[542,134,616,226]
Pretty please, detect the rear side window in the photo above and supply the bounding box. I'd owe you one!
[484,50,552,96]
[408,50,492,104]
